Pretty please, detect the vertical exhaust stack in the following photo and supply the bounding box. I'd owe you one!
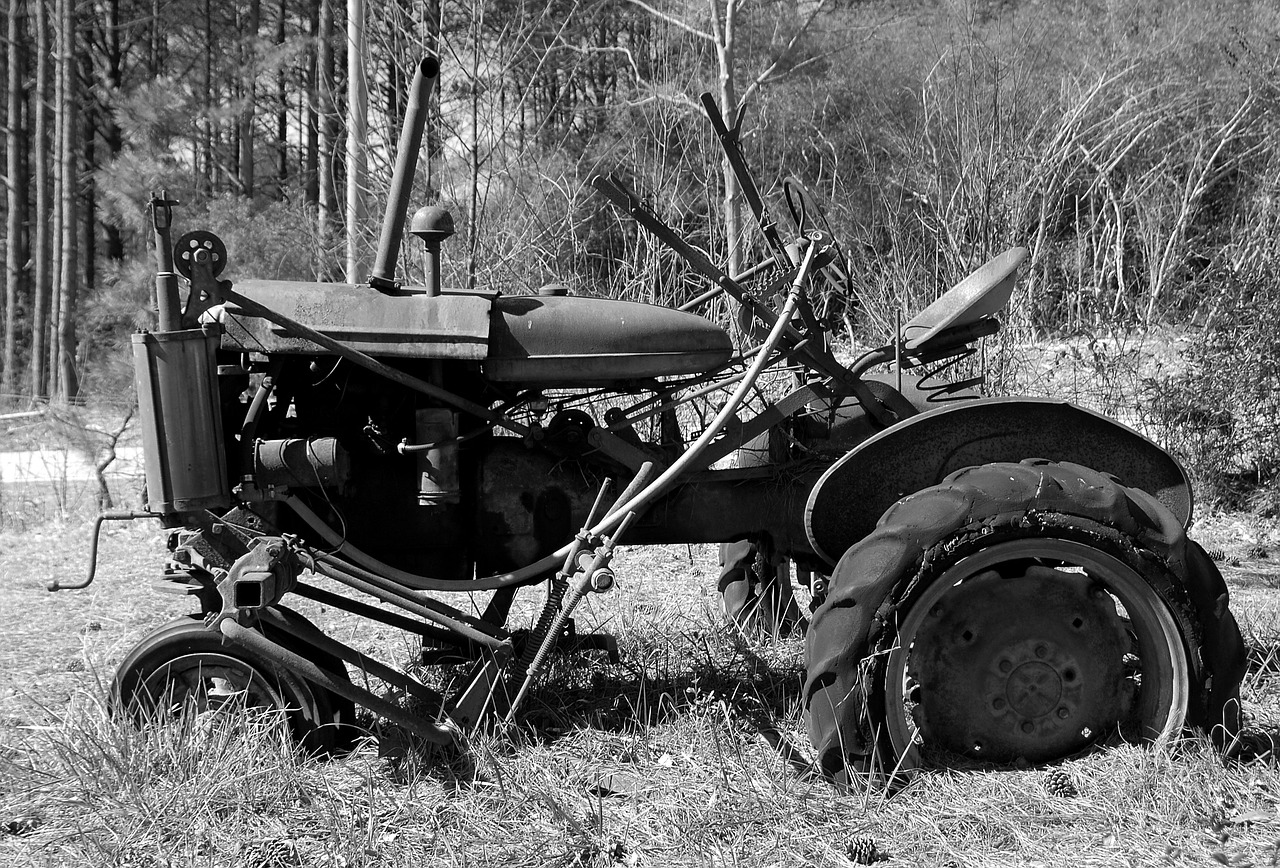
[370,55,441,294]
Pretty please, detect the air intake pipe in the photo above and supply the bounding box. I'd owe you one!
[370,55,441,293]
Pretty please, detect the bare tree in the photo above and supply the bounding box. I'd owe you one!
[29,0,50,399]
[53,0,79,401]
[4,0,27,399]
[345,0,367,283]
[239,0,261,196]
[317,0,337,237]
[623,0,834,275]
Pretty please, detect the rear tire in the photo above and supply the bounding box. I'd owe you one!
[804,459,1245,782]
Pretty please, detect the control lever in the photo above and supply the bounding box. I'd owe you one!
[699,93,790,264]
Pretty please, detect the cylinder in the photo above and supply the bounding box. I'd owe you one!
[416,408,459,506]
[254,437,350,489]
[132,325,230,515]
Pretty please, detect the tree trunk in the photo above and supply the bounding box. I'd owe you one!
[30,0,50,399]
[275,0,288,196]
[198,0,213,196]
[715,0,743,278]
[82,84,96,316]
[4,0,28,399]
[149,0,162,75]
[344,0,367,283]
[48,0,64,394]
[238,0,260,197]
[423,0,441,200]
[55,0,79,401]
[317,0,336,238]
[304,0,319,206]
[99,0,124,261]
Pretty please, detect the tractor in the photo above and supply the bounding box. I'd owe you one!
[61,56,1246,782]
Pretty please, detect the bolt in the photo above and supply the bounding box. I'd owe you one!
[1035,644,1048,659]
[993,698,1007,710]
[1021,721,1035,734]
[1081,727,1093,739]
[1057,707,1070,719]
[999,660,1012,673]
[972,741,982,753]
[930,605,943,617]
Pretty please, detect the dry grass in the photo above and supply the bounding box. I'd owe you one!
[3,521,1280,866]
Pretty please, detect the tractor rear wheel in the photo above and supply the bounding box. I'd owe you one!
[805,460,1245,783]
[113,608,357,755]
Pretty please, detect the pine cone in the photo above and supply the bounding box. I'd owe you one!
[846,836,879,865]
[1044,767,1078,798]
[1248,544,1269,560]
[1206,547,1226,563]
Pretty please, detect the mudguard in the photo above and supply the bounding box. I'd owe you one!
[804,397,1192,566]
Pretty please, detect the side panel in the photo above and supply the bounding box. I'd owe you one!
[217,280,493,360]
[132,326,230,515]
[804,397,1192,566]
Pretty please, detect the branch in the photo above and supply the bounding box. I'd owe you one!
[737,0,875,107]
[623,0,713,42]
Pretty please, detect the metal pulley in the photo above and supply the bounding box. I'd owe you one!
[173,230,228,280]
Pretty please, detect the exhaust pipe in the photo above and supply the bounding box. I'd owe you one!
[370,55,441,293]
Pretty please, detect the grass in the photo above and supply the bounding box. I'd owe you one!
[4,519,1280,866]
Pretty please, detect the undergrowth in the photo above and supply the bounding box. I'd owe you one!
[4,539,1280,867]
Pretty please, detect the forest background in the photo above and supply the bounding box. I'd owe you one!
[1,0,1279,509]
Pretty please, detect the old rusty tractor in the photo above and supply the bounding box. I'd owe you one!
[63,56,1245,781]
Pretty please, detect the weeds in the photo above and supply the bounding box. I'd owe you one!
[6,529,1280,866]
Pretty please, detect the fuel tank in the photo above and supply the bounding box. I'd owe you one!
[215,280,733,386]
[485,295,732,385]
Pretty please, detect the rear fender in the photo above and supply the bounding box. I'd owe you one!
[804,397,1192,566]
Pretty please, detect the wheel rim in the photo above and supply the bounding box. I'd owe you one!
[137,651,293,718]
[885,538,1190,769]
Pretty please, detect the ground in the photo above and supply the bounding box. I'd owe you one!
[3,516,1280,867]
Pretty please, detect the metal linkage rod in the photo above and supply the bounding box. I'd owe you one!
[256,606,445,710]
[221,619,457,745]
[313,558,509,651]
[294,582,481,654]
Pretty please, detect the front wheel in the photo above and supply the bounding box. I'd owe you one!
[113,608,357,755]
[804,460,1246,782]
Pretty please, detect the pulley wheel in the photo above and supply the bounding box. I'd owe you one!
[174,230,227,279]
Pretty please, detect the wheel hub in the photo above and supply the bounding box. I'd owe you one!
[908,565,1131,764]
[1004,659,1062,718]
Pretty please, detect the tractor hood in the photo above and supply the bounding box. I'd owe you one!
[214,280,732,385]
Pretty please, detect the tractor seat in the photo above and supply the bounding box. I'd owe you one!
[901,247,1028,353]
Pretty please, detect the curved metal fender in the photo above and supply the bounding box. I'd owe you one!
[804,397,1192,566]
